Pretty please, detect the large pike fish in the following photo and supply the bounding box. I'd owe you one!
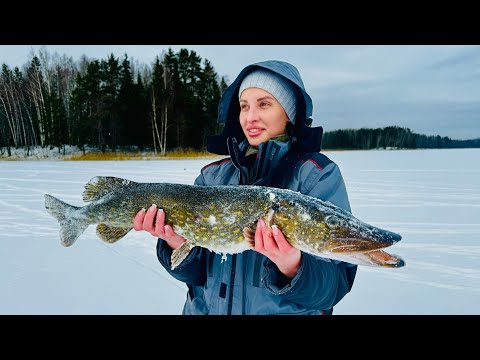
[44,176,405,269]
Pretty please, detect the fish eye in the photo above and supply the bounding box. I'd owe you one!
[326,215,340,228]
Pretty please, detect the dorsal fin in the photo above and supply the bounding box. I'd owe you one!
[82,176,134,202]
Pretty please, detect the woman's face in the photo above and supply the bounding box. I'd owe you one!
[239,87,289,147]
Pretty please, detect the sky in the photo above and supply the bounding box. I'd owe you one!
[1,45,479,140]
[1,148,479,314]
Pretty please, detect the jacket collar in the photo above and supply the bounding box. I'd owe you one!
[227,137,292,185]
[244,133,290,157]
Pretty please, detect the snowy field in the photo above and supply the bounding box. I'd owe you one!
[1,148,479,314]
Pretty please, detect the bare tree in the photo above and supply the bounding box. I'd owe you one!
[160,60,172,156]
[0,66,19,146]
[26,53,47,146]
[150,54,174,156]
[150,86,161,154]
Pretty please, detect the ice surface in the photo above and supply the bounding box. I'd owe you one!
[1,149,479,314]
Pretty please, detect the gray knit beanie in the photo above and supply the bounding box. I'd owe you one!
[238,68,297,124]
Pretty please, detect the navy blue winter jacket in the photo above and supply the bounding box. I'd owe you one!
[156,60,357,314]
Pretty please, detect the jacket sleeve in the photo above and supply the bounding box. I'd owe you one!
[155,173,209,286]
[156,239,208,286]
[262,162,358,310]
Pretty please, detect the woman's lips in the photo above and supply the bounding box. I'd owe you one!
[247,128,264,137]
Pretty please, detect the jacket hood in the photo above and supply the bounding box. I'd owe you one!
[207,60,323,155]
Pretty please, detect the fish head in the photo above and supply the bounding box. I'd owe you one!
[322,214,402,254]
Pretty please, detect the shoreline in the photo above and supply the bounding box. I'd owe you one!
[1,147,478,161]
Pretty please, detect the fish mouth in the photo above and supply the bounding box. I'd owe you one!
[352,250,406,268]
[325,226,402,254]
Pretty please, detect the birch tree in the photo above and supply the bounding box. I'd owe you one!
[0,65,19,147]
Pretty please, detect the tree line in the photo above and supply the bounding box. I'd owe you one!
[0,47,227,156]
[1,47,479,156]
[322,126,480,150]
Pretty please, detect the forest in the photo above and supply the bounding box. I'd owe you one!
[322,126,480,150]
[0,47,226,156]
[1,47,478,157]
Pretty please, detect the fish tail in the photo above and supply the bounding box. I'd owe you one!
[44,194,88,247]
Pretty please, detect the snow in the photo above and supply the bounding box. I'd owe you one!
[207,215,217,226]
[1,149,479,314]
[2,145,87,160]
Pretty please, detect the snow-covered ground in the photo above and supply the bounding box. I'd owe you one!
[1,148,479,314]
[1,145,86,160]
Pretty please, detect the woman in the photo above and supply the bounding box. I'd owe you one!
[133,60,357,314]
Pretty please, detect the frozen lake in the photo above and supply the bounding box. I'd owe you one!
[1,148,479,314]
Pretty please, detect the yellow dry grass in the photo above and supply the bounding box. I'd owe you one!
[69,149,218,161]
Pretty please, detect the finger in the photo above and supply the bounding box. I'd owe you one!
[164,225,187,248]
[133,208,146,231]
[254,219,265,252]
[262,220,278,252]
[155,208,166,236]
[143,204,157,232]
[272,225,293,253]
[165,225,184,240]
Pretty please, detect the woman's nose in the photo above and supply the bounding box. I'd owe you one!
[245,106,259,122]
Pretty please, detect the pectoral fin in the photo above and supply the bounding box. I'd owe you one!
[96,224,132,243]
[265,209,275,227]
[243,226,256,248]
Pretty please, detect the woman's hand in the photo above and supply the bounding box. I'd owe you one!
[253,218,301,279]
[133,204,186,250]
